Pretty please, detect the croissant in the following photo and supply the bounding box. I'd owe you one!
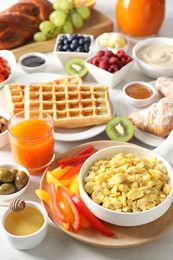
[128,97,173,137]
[155,77,173,100]
[0,0,53,50]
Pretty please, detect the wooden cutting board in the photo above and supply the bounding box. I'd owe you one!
[12,9,114,61]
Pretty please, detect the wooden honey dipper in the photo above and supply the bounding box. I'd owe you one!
[0,198,26,212]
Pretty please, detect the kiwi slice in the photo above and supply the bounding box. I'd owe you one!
[65,57,88,78]
[106,116,134,142]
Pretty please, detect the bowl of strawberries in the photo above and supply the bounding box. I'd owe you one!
[85,49,134,88]
[0,50,16,90]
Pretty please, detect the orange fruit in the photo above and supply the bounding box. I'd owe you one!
[74,0,96,9]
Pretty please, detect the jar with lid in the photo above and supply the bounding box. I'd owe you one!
[115,0,165,38]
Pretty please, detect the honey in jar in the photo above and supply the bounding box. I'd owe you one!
[115,0,165,37]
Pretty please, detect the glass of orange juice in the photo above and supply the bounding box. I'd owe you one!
[8,111,54,175]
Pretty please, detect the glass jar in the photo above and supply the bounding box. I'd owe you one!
[115,0,165,37]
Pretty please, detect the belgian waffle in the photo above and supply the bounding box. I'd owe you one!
[3,84,25,115]
[3,75,83,116]
[24,84,112,128]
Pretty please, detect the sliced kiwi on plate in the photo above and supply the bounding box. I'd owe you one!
[65,57,88,78]
[106,116,134,142]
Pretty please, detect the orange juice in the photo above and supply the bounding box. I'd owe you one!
[8,114,54,175]
[115,0,165,37]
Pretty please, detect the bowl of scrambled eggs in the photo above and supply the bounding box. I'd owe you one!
[79,145,173,226]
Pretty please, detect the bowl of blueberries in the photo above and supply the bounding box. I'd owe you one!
[54,34,94,77]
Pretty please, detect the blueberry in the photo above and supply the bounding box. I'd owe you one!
[76,46,84,52]
[79,38,85,45]
[85,36,91,43]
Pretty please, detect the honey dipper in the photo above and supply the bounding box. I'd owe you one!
[0,198,26,212]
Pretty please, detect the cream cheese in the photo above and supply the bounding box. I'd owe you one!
[136,44,173,67]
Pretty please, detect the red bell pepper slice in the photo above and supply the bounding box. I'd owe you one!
[58,186,81,231]
[58,162,83,180]
[49,182,68,223]
[72,193,115,237]
[57,152,94,167]
[74,145,94,156]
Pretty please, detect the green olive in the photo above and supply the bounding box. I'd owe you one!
[0,168,15,183]
[0,183,16,195]
[10,168,19,176]
[15,171,29,190]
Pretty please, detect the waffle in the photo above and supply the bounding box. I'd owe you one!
[3,75,83,116]
[24,84,112,128]
[3,84,25,115]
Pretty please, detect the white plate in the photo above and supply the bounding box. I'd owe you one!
[114,90,164,147]
[0,72,117,142]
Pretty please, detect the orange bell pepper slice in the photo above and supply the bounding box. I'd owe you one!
[49,182,68,223]
[58,186,81,231]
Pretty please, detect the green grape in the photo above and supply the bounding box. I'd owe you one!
[76,5,91,20]
[53,0,63,10]
[49,10,67,27]
[63,20,73,34]
[51,26,62,38]
[33,32,47,42]
[39,20,55,34]
[71,12,83,29]
[59,0,73,12]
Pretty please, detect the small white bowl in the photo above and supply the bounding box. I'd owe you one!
[0,163,30,201]
[54,34,94,67]
[122,81,156,108]
[1,201,48,250]
[133,37,173,78]
[0,50,16,90]
[18,52,47,73]
[85,50,134,88]
[95,32,129,52]
[79,145,173,227]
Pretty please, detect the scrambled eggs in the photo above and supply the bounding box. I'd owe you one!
[83,153,172,212]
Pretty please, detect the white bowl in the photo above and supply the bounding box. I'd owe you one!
[122,81,156,108]
[54,34,94,67]
[79,145,173,227]
[0,163,30,201]
[85,50,134,88]
[132,37,173,79]
[0,50,16,90]
[95,32,129,52]
[18,52,47,73]
[1,201,48,250]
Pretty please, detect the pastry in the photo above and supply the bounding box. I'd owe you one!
[128,97,173,137]
[24,84,112,128]
[0,0,53,50]
[155,77,173,100]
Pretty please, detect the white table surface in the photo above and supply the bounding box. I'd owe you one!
[0,0,173,259]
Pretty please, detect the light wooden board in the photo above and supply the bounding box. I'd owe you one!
[12,9,114,61]
[40,140,173,248]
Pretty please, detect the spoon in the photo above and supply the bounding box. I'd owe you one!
[0,198,26,212]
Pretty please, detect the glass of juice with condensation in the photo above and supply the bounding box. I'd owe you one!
[7,111,54,175]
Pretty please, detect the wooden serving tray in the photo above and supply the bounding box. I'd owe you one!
[12,9,114,61]
[40,140,173,248]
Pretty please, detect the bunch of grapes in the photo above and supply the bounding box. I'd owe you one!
[34,0,91,42]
